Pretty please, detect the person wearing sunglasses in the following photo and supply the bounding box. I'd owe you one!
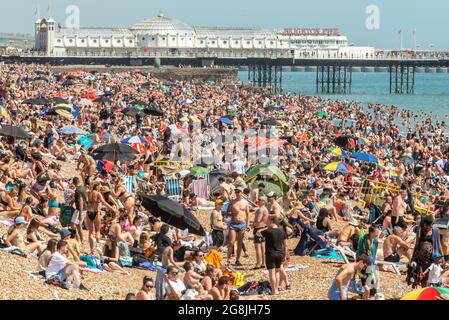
[136,276,155,300]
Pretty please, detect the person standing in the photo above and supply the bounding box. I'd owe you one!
[256,217,289,295]
[227,188,250,266]
[70,177,87,247]
[210,198,227,248]
[253,196,269,270]
[392,190,407,229]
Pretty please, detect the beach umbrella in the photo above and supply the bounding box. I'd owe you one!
[181,98,193,105]
[357,137,371,144]
[55,103,72,110]
[218,117,233,126]
[295,132,309,142]
[190,166,210,177]
[401,287,449,300]
[260,119,282,127]
[323,162,355,173]
[92,143,138,162]
[400,156,415,165]
[0,124,31,140]
[55,109,74,120]
[143,106,164,117]
[224,114,236,120]
[141,195,206,236]
[433,159,447,169]
[350,152,379,163]
[93,96,110,104]
[23,98,48,105]
[315,111,328,119]
[121,107,143,118]
[31,76,48,82]
[52,97,69,104]
[132,105,145,110]
[80,98,93,106]
[251,180,284,197]
[326,147,350,158]
[60,126,86,135]
[333,135,354,148]
[121,136,147,144]
[62,79,75,86]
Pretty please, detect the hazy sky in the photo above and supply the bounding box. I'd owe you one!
[0,0,446,48]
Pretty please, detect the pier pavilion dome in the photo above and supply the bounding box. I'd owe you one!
[130,13,194,36]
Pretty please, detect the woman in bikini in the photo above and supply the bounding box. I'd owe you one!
[87,181,119,255]
[5,217,46,254]
[77,149,96,185]
[112,177,136,224]
[0,186,21,218]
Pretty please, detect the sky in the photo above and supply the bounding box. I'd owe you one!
[0,0,447,48]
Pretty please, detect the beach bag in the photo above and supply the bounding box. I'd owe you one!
[132,254,149,267]
[119,241,131,258]
[37,172,50,184]
[257,281,272,295]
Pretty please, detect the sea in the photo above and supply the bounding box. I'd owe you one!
[238,71,449,133]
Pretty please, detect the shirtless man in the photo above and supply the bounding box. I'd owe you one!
[210,199,227,247]
[253,196,269,269]
[183,261,203,289]
[267,192,282,224]
[250,183,265,202]
[218,177,232,202]
[136,276,155,300]
[209,276,230,300]
[227,188,250,266]
[382,226,412,263]
[328,254,370,300]
[336,220,361,249]
[392,190,407,229]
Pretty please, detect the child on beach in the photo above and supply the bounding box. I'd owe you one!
[421,253,449,287]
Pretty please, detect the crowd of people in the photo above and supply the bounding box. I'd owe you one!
[0,61,449,300]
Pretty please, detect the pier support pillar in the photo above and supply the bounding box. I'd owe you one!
[248,63,283,94]
[316,65,352,94]
[389,64,415,95]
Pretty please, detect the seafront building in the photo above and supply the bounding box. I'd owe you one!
[34,13,374,59]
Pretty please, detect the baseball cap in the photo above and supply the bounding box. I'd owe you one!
[432,253,443,260]
[267,191,276,198]
[14,216,27,225]
[60,228,71,239]
[215,198,224,205]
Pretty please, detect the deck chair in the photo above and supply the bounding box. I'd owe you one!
[163,175,182,201]
[374,260,406,275]
[333,246,357,264]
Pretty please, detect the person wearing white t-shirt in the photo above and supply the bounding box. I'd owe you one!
[164,265,187,300]
[231,158,245,175]
[422,253,448,287]
[46,240,81,289]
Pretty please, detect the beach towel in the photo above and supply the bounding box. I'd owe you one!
[263,264,309,274]
[311,248,345,261]
[80,255,104,271]
[205,249,223,270]
[138,261,166,272]
[191,179,208,199]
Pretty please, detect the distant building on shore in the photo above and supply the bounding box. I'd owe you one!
[34,13,374,59]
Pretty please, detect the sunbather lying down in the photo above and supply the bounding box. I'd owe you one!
[229,290,269,300]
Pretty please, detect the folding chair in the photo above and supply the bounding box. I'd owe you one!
[163,175,182,201]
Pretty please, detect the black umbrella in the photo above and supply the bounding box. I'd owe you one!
[23,98,48,105]
[334,135,354,148]
[141,195,206,236]
[0,124,31,140]
[62,80,75,86]
[143,107,164,117]
[122,107,144,118]
[52,97,69,104]
[32,76,48,82]
[92,143,138,162]
[260,119,281,127]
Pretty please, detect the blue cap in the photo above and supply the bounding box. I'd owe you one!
[60,228,71,239]
[432,253,443,260]
[14,216,27,225]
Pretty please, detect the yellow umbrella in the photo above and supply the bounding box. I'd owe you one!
[56,109,74,120]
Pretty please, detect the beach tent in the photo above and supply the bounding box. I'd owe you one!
[244,164,289,194]
[251,180,283,197]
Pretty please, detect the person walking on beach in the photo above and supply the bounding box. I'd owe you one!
[210,198,227,247]
[256,216,289,295]
[328,254,370,300]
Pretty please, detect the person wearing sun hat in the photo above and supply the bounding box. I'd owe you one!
[421,252,448,287]
[210,198,227,247]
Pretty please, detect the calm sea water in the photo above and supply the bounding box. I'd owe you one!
[238,71,449,121]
